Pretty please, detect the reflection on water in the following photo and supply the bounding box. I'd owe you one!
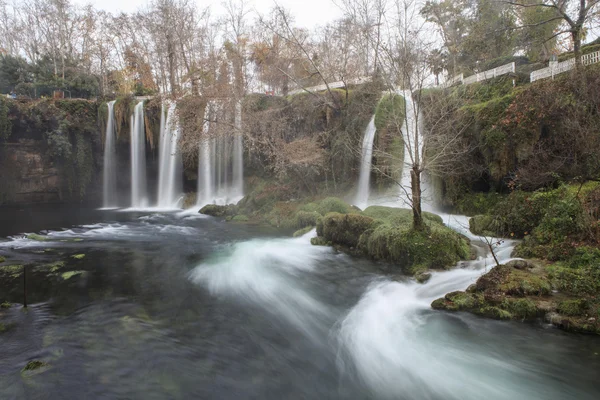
[0,208,599,399]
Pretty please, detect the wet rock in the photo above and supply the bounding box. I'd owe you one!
[199,204,238,217]
[415,272,432,284]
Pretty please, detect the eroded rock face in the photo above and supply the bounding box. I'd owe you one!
[0,141,61,204]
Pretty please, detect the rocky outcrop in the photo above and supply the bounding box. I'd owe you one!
[432,261,600,335]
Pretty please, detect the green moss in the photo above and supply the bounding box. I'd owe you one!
[0,255,5,263]
[558,299,589,316]
[480,306,513,320]
[294,211,321,228]
[71,254,86,260]
[231,215,249,222]
[320,212,375,248]
[362,206,442,225]
[547,264,600,296]
[374,94,406,131]
[199,204,238,217]
[293,226,314,237]
[34,261,66,274]
[469,214,502,236]
[502,298,537,319]
[0,264,24,278]
[0,301,11,308]
[315,197,352,215]
[454,192,506,216]
[26,233,50,242]
[61,270,84,280]
[361,223,470,274]
[21,360,50,374]
[310,237,330,246]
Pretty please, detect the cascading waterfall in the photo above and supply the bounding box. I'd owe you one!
[354,116,377,209]
[197,107,214,206]
[130,101,148,208]
[102,100,117,208]
[157,102,183,208]
[232,101,244,198]
[195,100,244,206]
[397,90,431,210]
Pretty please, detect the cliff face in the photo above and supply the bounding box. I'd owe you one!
[0,141,60,204]
[0,98,101,206]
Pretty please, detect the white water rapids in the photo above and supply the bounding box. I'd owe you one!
[188,222,579,399]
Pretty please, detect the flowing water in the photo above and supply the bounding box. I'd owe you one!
[354,116,377,209]
[194,101,245,207]
[130,101,148,208]
[102,101,117,209]
[157,103,183,209]
[1,206,599,399]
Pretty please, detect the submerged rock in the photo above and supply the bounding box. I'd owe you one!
[21,360,51,377]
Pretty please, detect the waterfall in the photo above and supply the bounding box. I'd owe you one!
[102,100,117,208]
[232,101,244,198]
[354,116,377,209]
[194,100,244,207]
[397,90,431,210]
[130,101,148,208]
[157,102,183,208]
[197,111,214,206]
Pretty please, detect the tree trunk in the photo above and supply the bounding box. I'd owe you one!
[411,166,424,230]
[573,28,582,70]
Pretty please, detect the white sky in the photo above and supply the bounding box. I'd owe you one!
[71,0,344,29]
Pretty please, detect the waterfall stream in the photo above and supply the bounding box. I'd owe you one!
[157,102,183,208]
[354,116,377,209]
[102,100,117,209]
[130,101,148,208]
[194,100,244,207]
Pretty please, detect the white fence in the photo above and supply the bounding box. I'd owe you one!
[442,62,516,88]
[288,76,370,95]
[530,50,600,82]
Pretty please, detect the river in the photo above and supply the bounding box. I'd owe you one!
[0,206,599,399]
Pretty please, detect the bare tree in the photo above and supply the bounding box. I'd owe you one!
[505,0,600,68]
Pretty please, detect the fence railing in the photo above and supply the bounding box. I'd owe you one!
[530,50,600,82]
[442,62,516,88]
[287,76,370,96]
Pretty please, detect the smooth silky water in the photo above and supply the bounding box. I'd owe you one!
[0,206,599,399]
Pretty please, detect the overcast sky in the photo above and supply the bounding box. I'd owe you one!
[71,0,344,28]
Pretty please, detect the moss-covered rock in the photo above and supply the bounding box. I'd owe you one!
[231,214,249,222]
[432,260,600,334]
[320,212,375,248]
[71,254,86,260]
[360,223,470,274]
[310,237,331,246]
[199,204,238,217]
[0,255,5,263]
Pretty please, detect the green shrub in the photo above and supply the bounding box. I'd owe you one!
[557,299,589,316]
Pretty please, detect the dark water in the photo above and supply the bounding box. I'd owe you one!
[0,207,599,399]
